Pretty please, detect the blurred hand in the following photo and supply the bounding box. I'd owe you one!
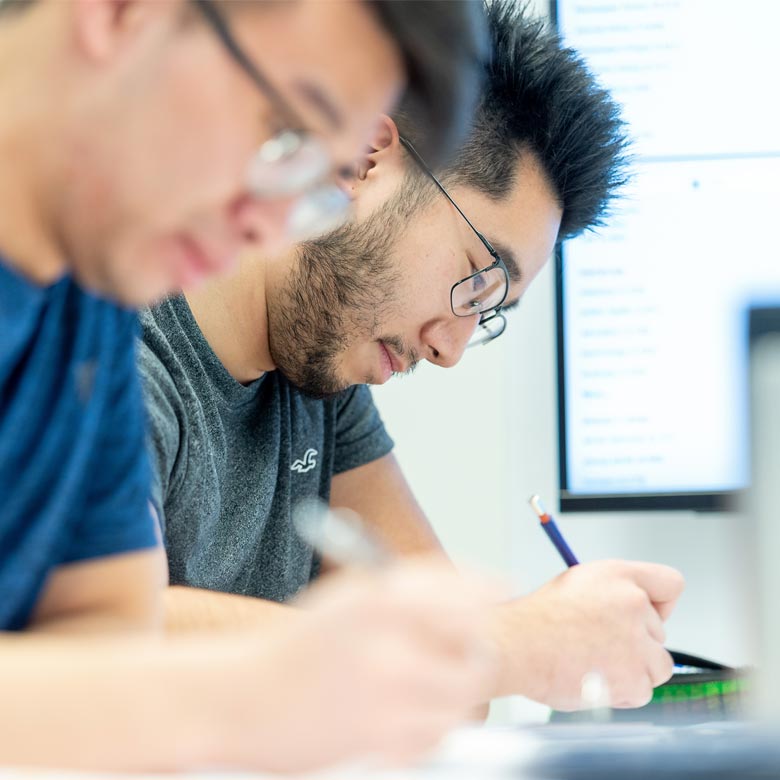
[239,557,499,772]
[490,560,684,711]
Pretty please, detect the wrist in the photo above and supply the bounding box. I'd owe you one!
[487,599,551,702]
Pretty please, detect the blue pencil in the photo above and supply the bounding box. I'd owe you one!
[529,495,579,567]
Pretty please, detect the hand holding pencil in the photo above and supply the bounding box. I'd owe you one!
[484,497,685,710]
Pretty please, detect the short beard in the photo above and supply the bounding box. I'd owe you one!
[268,174,432,398]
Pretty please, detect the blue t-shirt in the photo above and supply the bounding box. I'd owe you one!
[0,258,159,630]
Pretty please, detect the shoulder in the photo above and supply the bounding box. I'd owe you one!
[136,302,192,430]
[139,297,180,361]
[136,298,211,448]
[138,313,175,391]
[137,297,197,390]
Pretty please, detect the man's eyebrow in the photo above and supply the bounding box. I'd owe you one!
[292,81,343,131]
[490,239,522,283]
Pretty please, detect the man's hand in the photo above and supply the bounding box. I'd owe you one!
[236,558,499,772]
[489,560,685,711]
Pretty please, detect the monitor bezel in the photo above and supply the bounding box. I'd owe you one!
[750,307,780,345]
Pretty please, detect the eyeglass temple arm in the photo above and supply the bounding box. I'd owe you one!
[192,0,307,131]
[399,137,500,260]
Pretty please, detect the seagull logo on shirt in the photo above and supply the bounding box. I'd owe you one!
[291,448,318,474]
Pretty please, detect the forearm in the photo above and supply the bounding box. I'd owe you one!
[330,454,446,557]
[0,633,261,772]
[165,585,301,632]
[28,549,167,635]
[29,610,159,636]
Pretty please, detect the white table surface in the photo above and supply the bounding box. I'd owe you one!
[0,726,543,780]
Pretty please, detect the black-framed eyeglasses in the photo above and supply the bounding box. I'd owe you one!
[192,0,351,240]
[399,137,509,347]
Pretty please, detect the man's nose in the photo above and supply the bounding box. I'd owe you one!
[227,193,300,256]
[422,313,480,368]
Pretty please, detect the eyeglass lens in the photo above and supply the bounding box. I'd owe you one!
[195,0,348,241]
[452,264,508,317]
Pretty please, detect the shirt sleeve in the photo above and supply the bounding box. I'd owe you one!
[60,315,160,564]
[333,384,394,475]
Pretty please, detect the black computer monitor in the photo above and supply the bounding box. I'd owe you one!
[552,0,780,512]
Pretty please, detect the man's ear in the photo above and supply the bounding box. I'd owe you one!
[347,115,402,195]
[70,0,178,63]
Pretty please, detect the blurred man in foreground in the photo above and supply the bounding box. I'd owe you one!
[0,0,495,771]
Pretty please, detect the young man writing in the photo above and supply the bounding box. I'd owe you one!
[141,2,685,715]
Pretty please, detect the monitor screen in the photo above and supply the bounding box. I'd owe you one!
[554,0,780,511]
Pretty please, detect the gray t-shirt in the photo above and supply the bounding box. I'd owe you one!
[138,295,394,602]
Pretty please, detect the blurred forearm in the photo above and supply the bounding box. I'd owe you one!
[165,585,301,633]
[0,632,265,772]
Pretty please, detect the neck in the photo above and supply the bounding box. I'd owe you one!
[0,6,69,284]
[185,250,290,385]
